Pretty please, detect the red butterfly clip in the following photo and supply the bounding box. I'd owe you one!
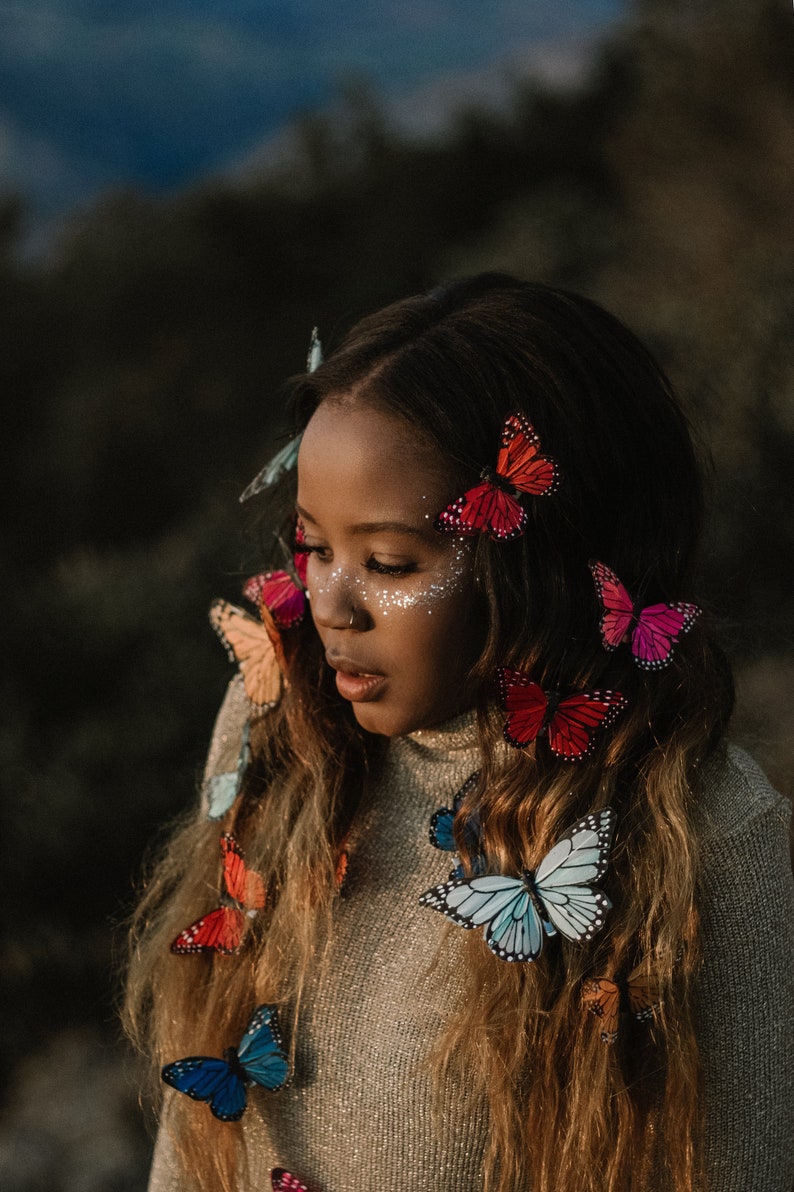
[498,666,627,761]
[243,569,306,629]
[582,967,661,1043]
[171,834,266,955]
[271,1170,309,1192]
[589,560,700,671]
[435,413,559,541]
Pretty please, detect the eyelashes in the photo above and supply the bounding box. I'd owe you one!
[295,543,416,579]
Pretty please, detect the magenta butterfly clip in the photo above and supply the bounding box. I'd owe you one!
[435,413,559,541]
[498,666,627,761]
[589,560,700,671]
[243,569,306,629]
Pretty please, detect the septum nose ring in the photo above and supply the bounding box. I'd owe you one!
[348,608,356,628]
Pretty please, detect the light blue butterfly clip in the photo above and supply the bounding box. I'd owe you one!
[420,807,616,963]
[206,721,251,820]
[239,328,322,502]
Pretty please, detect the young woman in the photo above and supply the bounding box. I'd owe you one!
[125,275,793,1192]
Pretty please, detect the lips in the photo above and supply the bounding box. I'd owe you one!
[327,655,387,704]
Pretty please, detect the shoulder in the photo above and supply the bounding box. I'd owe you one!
[202,673,250,784]
[693,741,791,849]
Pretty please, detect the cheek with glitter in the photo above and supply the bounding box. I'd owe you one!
[368,540,472,618]
[306,542,473,619]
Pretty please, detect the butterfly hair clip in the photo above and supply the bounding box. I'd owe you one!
[161,1003,289,1121]
[435,413,559,541]
[206,720,251,820]
[271,1170,309,1192]
[589,560,701,671]
[210,593,291,711]
[420,807,616,963]
[171,834,265,955]
[429,772,486,880]
[243,569,307,629]
[582,965,661,1043]
[498,666,627,761]
[238,330,323,503]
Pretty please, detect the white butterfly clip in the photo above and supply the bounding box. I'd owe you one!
[420,807,616,963]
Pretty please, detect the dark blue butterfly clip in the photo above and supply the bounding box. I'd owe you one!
[429,771,486,880]
[161,1003,289,1121]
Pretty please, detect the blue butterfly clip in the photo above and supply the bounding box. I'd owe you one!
[206,721,251,820]
[429,772,486,879]
[161,1003,289,1121]
[420,808,616,963]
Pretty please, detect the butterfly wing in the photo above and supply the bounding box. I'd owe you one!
[271,1170,309,1192]
[419,874,544,962]
[207,722,251,820]
[532,808,616,942]
[435,481,527,541]
[496,413,559,496]
[293,520,309,585]
[545,690,627,760]
[625,968,662,1022]
[429,771,480,852]
[582,977,622,1043]
[161,1057,247,1121]
[210,600,284,710]
[497,667,548,749]
[243,570,306,630]
[239,434,303,502]
[236,1005,290,1092]
[632,602,701,670]
[206,772,242,821]
[221,834,266,910]
[170,906,246,955]
[588,560,636,650]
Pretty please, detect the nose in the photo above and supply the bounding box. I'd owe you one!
[309,568,372,632]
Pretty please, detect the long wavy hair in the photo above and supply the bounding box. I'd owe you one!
[124,275,734,1192]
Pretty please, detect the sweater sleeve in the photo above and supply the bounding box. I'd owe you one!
[697,753,793,1191]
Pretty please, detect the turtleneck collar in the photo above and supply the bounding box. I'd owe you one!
[397,708,479,757]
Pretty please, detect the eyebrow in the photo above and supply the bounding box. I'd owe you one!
[296,505,429,539]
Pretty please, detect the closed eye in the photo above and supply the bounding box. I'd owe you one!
[365,557,417,577]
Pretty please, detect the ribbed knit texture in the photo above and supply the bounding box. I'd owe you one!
[149,681,794,1191]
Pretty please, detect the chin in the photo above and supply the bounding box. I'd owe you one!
[351,699,457,739]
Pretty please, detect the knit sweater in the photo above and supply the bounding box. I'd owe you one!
[149,678,794,1191]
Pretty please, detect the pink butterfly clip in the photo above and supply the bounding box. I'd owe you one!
[435,413,559,541]
[271,1169,309,1192]
[589,560,700,671]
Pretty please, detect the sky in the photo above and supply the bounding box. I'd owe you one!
[0,0,625,233]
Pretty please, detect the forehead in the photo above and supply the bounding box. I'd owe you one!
[297,400,449,523]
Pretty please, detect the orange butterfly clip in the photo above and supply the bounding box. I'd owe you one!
[210,598,287,711]
[171,834,266,955]
[582,966,661,1044]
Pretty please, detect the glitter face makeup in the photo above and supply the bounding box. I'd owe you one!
[296,400,485,737]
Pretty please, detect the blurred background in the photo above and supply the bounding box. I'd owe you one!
[1,0,792,1187]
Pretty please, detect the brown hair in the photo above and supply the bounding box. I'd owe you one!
[124,275,733,1191]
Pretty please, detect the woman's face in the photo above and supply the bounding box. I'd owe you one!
[297,399,483,737]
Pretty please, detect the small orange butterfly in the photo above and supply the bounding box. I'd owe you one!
[582,967,661,1044]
